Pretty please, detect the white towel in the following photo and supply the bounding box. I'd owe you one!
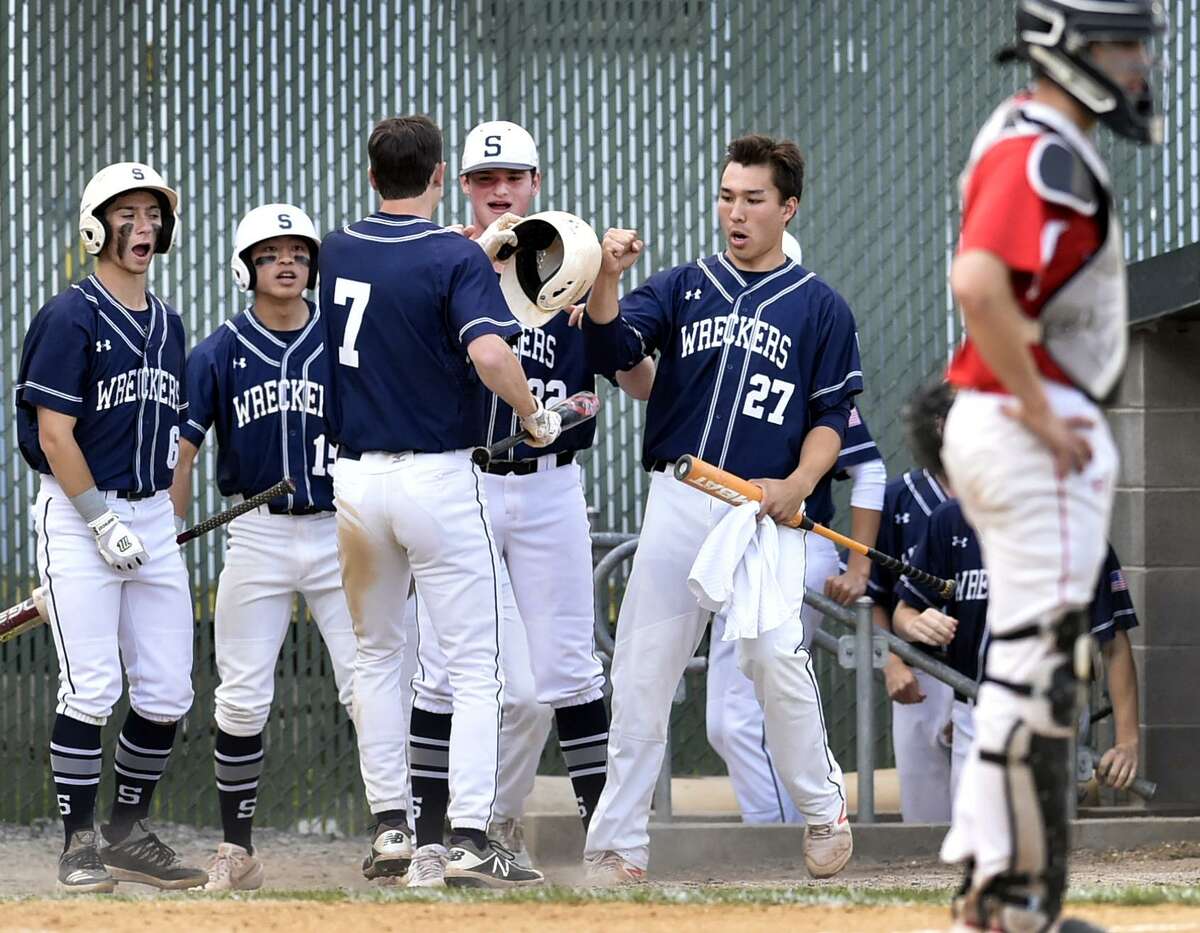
[687,501,796,641]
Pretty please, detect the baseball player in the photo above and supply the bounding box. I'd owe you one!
[939,3,1164,929]
[170,204,405,889]
[706,406,886,824]
[405,121,655,870]
[581,134,862,883]
[15,163,206,892]
[870,380,958,823]
[894,504,1141,806]
[320,115,558,889]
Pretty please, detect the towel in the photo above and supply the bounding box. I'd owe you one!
[687,500,798,640]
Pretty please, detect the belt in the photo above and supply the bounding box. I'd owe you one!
[649,460,674,473]
[484,451,574,476]
[113,489,156,501]
[339,447,362,461]
[267,504,327,516]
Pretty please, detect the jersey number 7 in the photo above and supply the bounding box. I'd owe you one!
[335,277,373,368]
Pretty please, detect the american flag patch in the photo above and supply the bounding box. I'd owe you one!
[848,406,862,427]
[1110,569,1128,592]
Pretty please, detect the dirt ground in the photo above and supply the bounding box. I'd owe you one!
[2,821,1199,931]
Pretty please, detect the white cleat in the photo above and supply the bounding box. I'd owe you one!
[487,818,533,871]
[584,850,646,887]
[406,843,448,888]
[204,842,264,891]
[804,812,853,879]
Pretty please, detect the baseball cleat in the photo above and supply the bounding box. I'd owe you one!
[804,811,853,879]
[445,835,544,888]
[204,841,264,891]
[57,829,116,893]
[406,843,449,888]
[584,850,646,887]
[487,818,534,871]
[99,820,207,889]
[362,820,414,882]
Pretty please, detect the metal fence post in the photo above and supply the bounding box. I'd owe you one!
[854,596,876,824]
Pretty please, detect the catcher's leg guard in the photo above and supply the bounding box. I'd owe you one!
[965,611,1091,932]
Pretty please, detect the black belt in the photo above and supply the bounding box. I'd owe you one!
[113,489,156,501]
[649,460,673,473]
[484,451,574,476]
[267,504,328,516]
[338,447,362,461]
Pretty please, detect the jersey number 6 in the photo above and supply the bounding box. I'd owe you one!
[335,277,373,368]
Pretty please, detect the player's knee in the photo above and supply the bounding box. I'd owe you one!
[214,696,269,736]
[128,679,193,724]
[705,708,730,758]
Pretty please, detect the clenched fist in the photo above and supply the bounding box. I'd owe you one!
[599,228,644,277]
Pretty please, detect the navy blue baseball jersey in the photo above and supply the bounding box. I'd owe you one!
[833,405,881,477]
[584,255,862,525]
[1090,546,1139,645]
[16,275,187,494]
[868,469,950,615]
[318,213,521,454]
[484,312,608,460]
[183,302,334,512]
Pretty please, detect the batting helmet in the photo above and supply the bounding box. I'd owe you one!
[460,121,540,175]
[79,162,180,256]
[782,230,803,265]
[497,211,601,328]
[998,0,1167,144]
[231,204,320,292]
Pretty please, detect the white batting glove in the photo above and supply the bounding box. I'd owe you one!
[476,212,522,261]
[88,511,147,572]
[520,399,562,448]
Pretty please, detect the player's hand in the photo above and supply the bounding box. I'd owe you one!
[476,212,522,261]
[520,398,562,448]
[598,228,643,277]
[824,568,869,606]
[1097,741,1138,790]
[750,476,809,524]
[88,511,147,572]
[1002,401,1093,478]
[884,655,925,704]
[566,304,585,329]
[908,608,958,646]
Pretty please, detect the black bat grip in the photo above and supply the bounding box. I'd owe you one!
[869,547,957,600]
[177,478,295,544]
[471,447,491,467]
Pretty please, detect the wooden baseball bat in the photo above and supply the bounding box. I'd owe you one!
[673,455,957,601]
[0,478,297,643]
[471,391,602,467]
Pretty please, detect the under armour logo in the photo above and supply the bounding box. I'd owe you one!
[894,512,910,524]
[233,357,247,369]
[684,288,702,300]
[95,339,112,352]
[951,535,969,548]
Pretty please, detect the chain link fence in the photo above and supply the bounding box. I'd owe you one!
[2,0,1196,832]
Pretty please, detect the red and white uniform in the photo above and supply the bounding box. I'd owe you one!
[940,96,1121,883]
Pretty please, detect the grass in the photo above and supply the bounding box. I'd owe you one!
[2,883,1198,908]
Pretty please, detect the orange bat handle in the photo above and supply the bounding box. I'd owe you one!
[673,455,956,600]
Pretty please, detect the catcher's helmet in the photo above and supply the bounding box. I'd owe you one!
[79,162,180,255]
[497,211,601,328]
[999,0,1167,144]
[231,204,320,291]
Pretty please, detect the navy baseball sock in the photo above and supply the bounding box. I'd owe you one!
[50,714,103,848]
[555,699,609,829]
[103,710,177,844]
[215,729,264,851]
[409,708,452,848]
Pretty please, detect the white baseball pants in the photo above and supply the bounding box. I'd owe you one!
[891,670,954,823]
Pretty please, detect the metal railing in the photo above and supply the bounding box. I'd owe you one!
[592,534,1156,824]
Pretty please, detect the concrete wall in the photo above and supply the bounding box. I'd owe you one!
[1105,320,1200,809]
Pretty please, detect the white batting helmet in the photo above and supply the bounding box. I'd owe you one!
[782,230,803,265]
[231,204,320,291]
[461,121,539,175]
[79,162,180,256]
[497,211,602,328]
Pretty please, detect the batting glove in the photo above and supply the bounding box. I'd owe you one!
[476,212,521,262]
[521,399,562,448]
[88,511,148,572]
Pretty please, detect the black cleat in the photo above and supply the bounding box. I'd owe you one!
[362,820,414,882]
[58,829,116,893]
[444,835,544,888]
[99,820,207,889]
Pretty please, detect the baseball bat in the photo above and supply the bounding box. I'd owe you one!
[0,477,297,643]
[673,455,957,600]
[471,391,602,467]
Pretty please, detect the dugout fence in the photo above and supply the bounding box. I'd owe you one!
[1,0,1196,832]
